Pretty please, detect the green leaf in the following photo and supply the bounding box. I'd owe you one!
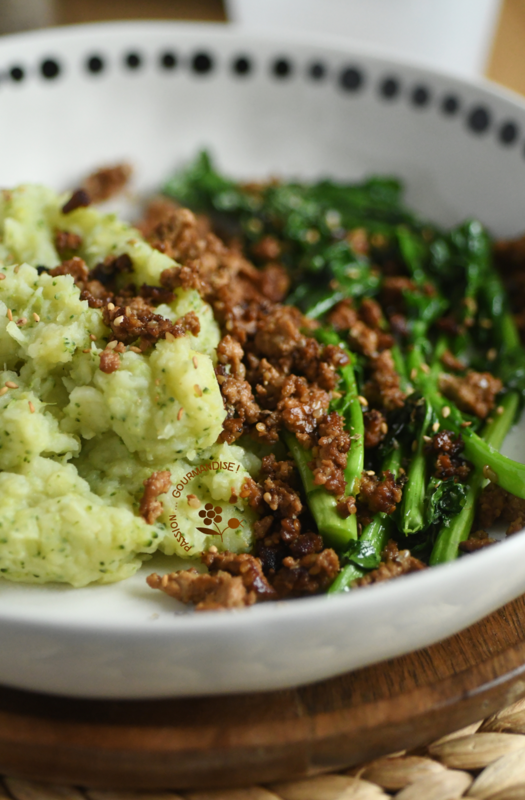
[341,539,381,569]
[425,477,468,529]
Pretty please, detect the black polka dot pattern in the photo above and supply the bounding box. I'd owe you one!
[2,45,524,162]
[125,53,142,70]
[87,56,104,74]
[9,66,24,82]
[499,121,518,145]
[380,77,400,99]
[232,56,251,76]
[411,85,430,107]
[41,59,60,79]
[272,58,292,78]
[468,106,491,134]
[309,62,326,81]
[160,52,177,70]
[192,53,213,74]
[339,67,363,92]
[442,95,460,115]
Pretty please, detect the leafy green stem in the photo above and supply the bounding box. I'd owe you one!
[329,445,402,593]
[282,431,357,550]
[430,391,519,564]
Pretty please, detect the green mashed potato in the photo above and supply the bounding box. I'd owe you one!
[0,185,258,587]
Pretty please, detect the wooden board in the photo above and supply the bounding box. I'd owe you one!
[2,595,525,790]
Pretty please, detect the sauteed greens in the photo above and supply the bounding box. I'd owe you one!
[162,151,525,593]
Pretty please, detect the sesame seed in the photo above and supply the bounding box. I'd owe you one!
[371,233,387,248]
[305,228,320,244]
[325,210,341,229]
[165,332,176,343]
[0,387,8,397]
[16,317,27,326]
[89,333,96,340]
[432,421,440,432]
[28,401,35,414]
[13,265,20,274]
[496,405,504,415]
[192,356,198,369]
[483,465,498,483]
[225,320,233,331]
[194,384,203,397]
[177,407,184,421]
[7,309,12,321]
[106,340,118,350]
[423,435,432,443]
[107,302,115,311]
[420,363,430,374]
[487,348,497,361]
[0,273,5,281]
[33,313,40,322]
[410,368,417,381]
[255,422,266,432]
[380,422,388,434]
[82,348,91,353]
[461,421,472,428]
[366,470,376,476]
[263,492,272,504]
[5,381,18,389]
[129,346,142,354]
[357,395,368,406]
[114,315,124,325]
[486,417,493,425]
[442,406,451,418]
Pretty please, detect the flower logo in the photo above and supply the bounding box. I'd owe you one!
[197,503,244,541]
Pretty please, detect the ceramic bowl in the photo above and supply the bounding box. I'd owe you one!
[1,21,525,698]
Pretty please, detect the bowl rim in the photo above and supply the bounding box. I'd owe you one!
[0,17,522,102]
[0,19,523,637]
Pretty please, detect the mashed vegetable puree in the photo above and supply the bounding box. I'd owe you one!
[0,184,258,587]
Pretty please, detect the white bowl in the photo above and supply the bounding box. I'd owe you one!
[1,21,525,699]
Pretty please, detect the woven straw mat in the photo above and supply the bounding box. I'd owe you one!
[4,698,525,800]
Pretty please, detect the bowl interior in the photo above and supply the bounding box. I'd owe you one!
[1,21,525,236]
[1,21,525,697]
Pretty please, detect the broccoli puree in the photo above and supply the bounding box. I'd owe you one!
[0,185,257,587]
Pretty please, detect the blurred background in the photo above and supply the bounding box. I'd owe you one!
[0,0,524,95]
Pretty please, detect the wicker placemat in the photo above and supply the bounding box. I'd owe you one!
[2,699,525,800]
